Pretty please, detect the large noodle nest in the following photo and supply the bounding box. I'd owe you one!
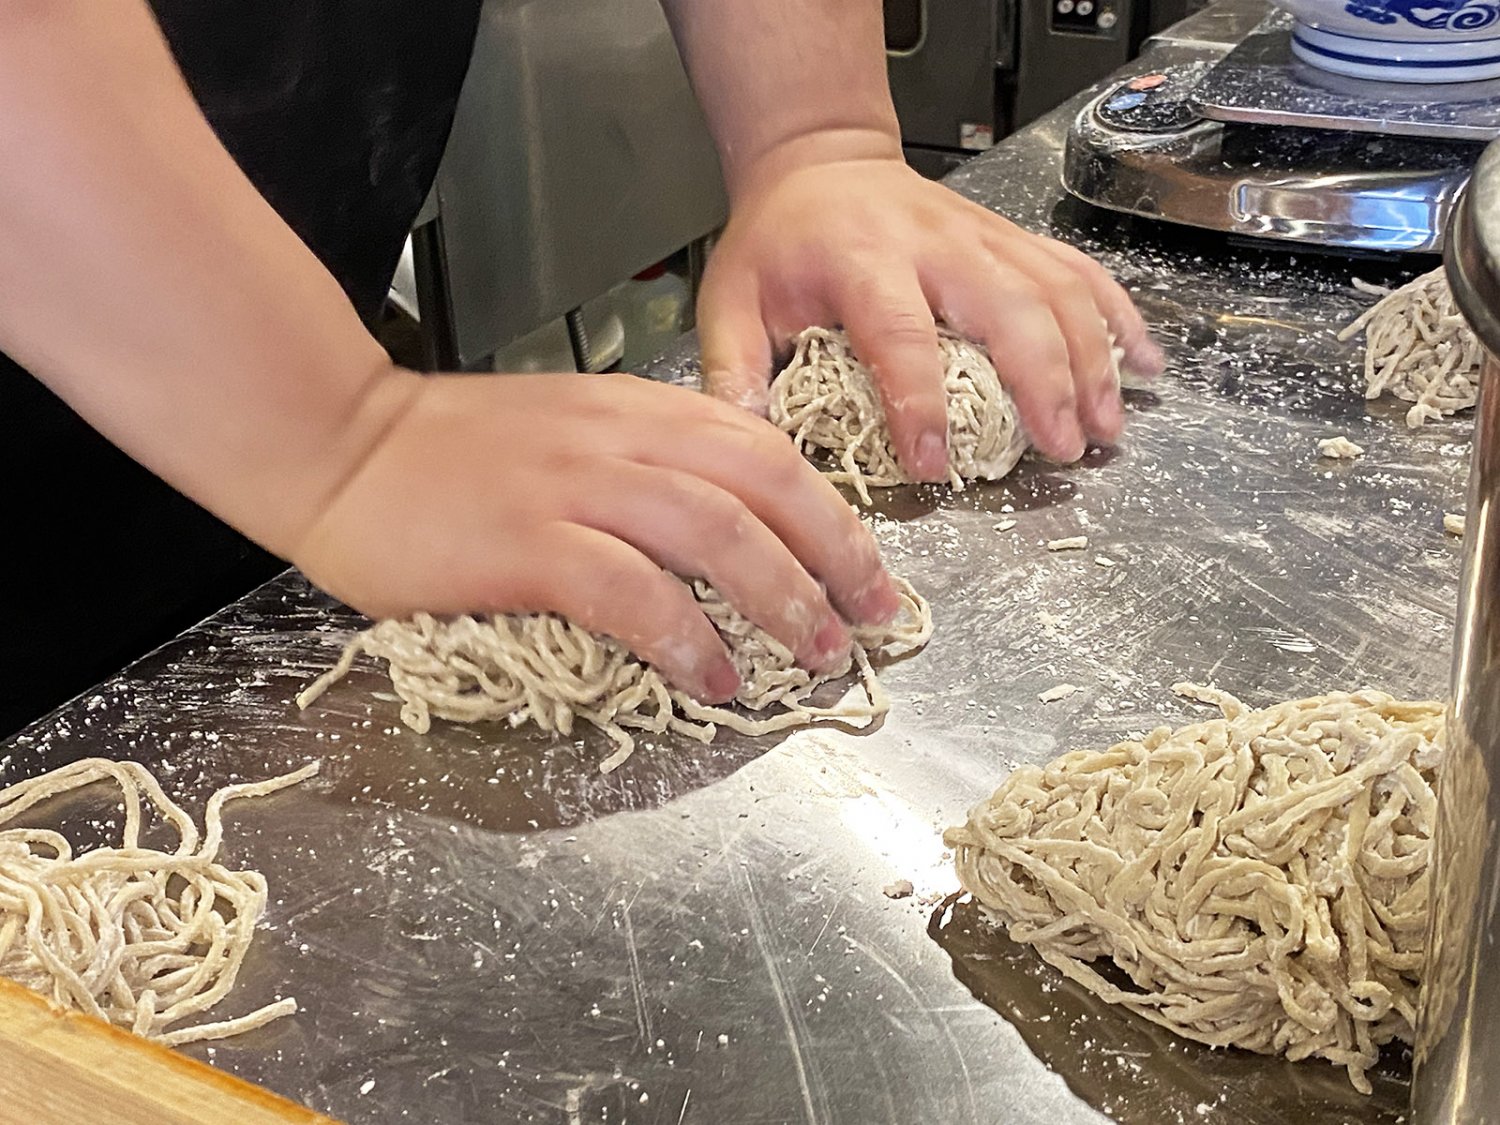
[0,758,316,1045]
[1339,267,1480,427]
[299,578,933,772]
[945,684,1443,1092]
[768,327,1029,504]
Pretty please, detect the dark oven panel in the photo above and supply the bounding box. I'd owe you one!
[885,0,1014,158]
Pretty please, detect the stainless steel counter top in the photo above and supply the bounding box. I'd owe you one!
[3,5,1468,1122]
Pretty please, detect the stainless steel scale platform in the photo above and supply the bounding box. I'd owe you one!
[1063,12,1500,251]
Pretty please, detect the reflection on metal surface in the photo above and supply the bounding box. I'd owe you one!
[930,898,1411,1124]
[1062,13,1489,252]
[1191,13,1500,142]
[1412,142,1500,1122]
[1064,70,1477,251]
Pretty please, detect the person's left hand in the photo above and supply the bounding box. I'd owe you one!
[696,156,1164,476]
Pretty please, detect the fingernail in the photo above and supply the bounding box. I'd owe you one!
[1136,335,1166,374]
[857,573,902,625]
[810,611,852,671]
[1053,407,1087,462]
[705,660,741,703]
[914,430,948,482]
[1094,386,1124,440]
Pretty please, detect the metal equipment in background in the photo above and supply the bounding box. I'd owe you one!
[402,0,728,371]
[1061,12,1496,253]
[885,0,1199,176]
[885,0,1015,178]
[1014,0,1197,125]
[1413,139,1500,1125]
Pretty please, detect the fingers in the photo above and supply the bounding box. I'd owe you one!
[927,253,1084,461]
[836,270,950,482]
[1036,239,1165,381]
[697,267,775,416]
[571,460,852,674]
[634,397,901,628]
[976,235,1120,446]
[523,523,741,704]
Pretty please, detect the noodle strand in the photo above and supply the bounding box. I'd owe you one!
[1340,269,1480,427]
[0,759,316,1045]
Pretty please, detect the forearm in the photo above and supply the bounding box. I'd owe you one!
[659,0,901,200]
[0,1,405,559]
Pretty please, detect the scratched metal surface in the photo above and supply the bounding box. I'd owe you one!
[0,5,1473,1123]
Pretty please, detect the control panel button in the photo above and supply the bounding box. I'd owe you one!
[1093,64,1210,134]
[1051,0,1118,34]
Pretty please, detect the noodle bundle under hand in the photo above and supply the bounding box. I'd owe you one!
[298,578,933,773]
[946,685,1443,1092]
[768,327,1030,504]
[0,757,316,1046]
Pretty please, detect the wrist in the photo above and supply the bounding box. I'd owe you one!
[726,124,903,206]
[255,360,424,563]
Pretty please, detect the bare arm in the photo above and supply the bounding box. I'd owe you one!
[658,0,900,201]
[0,1,897,699]
[0,1,404,559]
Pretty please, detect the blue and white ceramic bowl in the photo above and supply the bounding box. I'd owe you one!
[1275,0,1500,81]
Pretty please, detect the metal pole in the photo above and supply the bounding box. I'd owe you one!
[410,216,461,373]
[1413,141,1500,1124]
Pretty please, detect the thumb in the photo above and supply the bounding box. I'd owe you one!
[698,276,773,416]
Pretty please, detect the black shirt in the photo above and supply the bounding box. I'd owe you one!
[0,2,482,736]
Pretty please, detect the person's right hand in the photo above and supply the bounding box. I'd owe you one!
[289,368,903,704]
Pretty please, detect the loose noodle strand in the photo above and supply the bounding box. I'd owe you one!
[1340,269,1480,427]
[0,759,317,1044]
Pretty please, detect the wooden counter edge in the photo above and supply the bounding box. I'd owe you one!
[0,977,342,1125]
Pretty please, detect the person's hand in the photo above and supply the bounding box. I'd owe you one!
[289,368,902,704]
[697,155,1165,474]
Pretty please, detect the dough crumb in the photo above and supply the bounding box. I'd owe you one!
[716,1033,730,1047]
[1046,536,1089,552]
[994,519,1018,532]
[1095,555,1117,568]
[882,879,914,899]
[1317,436,1365,460]
[1039,683,1081,703]
[1408,403,1444,429]
[1445,512,1467,537]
